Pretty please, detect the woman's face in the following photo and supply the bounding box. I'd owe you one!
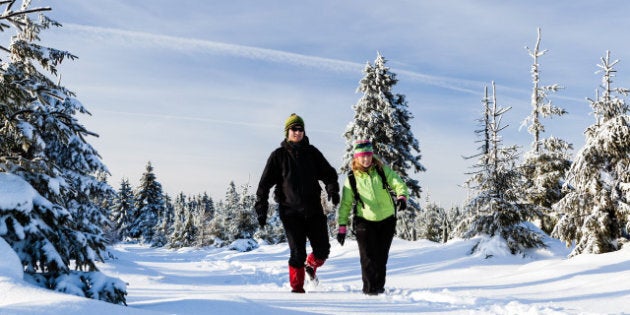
[357,154,373,168]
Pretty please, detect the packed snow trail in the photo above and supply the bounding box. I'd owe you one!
[91,237,627,315]
[4,236,630,314]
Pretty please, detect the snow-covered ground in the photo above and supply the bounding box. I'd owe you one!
[1,234,629,315]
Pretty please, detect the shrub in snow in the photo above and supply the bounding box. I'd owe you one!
[228,239,259,252]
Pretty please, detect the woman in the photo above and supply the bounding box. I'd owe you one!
[336,140,409,295]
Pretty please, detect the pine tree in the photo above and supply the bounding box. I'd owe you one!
[206,182,240,245]
[342,52,426,240]
[151,192,173,247]
[131,161,166,245]
[235,182,257,240]
[206,182,260,246]
[520,28,573,234]
[342,52,426,197]
[552,51,630,256]
[109,178,135,242]
[460,83,545,255]
[197,192,214,246]
[418,199,460,243]
[169,193,185,247]
[169,193,198,248]
[0,1,125,304]
[222,181,257,242]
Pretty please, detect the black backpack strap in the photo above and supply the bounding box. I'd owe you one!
[347,170,363,215]
[347,170,363,236]
[375,164,391,191]
[375,164,397,217]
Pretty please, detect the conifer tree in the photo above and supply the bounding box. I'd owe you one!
[520,28,573,234]
[131,161,166,245]
[552,51,630,256]
[0,1,125,304]
[418,199,460,243]
[206,182,259,246]
[206,182,239,245]
[197,192,214,246]
[223,181,257,241]
[151,192,173,247]
[342,52,426,198]
[233,183,257,240]
[110,178,135,242]
[169,193,198,248]
[460,83,545,255]
[343,52,425,240]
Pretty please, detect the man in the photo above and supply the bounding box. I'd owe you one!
[255,113,339,293]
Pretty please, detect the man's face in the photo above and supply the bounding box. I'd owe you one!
[288,125,304,142]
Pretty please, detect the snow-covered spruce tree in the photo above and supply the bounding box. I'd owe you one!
[131,161,166,246]
[229,182,257,241]
[109,178,136,242]
[460,83,545,256]
[520,28,573,234]
[216,181,239,243]
[206,181,257,245]
[342,52,426,240]
[417,198,461,243]
[169,192,198,248]
[552,51,630,256]
[0,1,126,304]
[197,192,215,246]
[418,201,443,243]
[151,192,173,247]
[342,52,426,196]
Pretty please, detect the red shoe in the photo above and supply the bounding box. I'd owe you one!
[288,265,305,293]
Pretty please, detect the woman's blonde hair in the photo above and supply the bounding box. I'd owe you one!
[351,155,383,173]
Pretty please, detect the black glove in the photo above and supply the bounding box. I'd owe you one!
[257,215,266,228]
[337,233,346,246]
[396,197,407,211]
[254,197,269,228]
[336,225,347,246]
[328,192,340,206]
[326,183,340,206]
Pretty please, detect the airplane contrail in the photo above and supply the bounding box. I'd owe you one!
[62,23,488,94]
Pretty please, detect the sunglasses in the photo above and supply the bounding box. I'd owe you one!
[290,126,304,132]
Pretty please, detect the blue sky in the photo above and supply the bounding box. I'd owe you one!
[40,0,630,206]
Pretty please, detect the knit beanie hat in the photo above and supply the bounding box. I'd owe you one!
[353,140,374,158]
[284,113,305,136]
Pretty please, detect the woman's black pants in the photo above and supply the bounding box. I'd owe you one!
[354,215,396,294]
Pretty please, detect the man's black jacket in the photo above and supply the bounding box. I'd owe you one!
[255,136,339,219]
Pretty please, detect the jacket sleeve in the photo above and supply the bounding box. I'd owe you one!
[255,151,279,218]
[384,165,409,199]
[312,146,339,195]
[337,177,353,226]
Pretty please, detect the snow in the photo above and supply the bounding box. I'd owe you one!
[0,173,38,212]
[1,233,630,315]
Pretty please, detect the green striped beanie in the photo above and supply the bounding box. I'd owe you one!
[353,140,374,157]
[284,113,305,136]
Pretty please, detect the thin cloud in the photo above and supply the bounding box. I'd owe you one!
[62,23,489,95]
[95,109,340,135]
